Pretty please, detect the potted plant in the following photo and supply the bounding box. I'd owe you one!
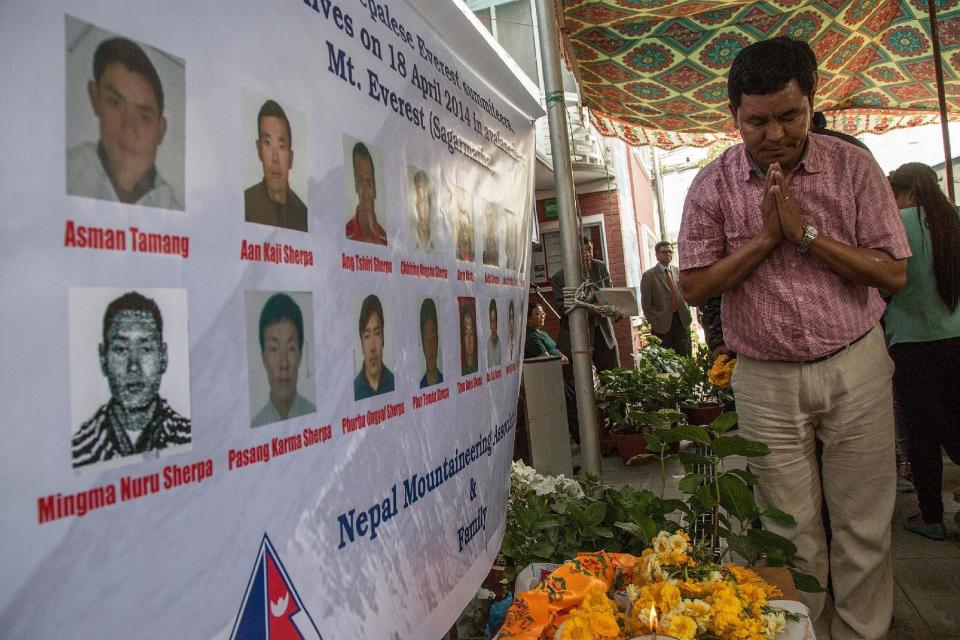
[607,408,685,465]
[596,339,686,458]
[499,462,680,584]
[675,346,735,425]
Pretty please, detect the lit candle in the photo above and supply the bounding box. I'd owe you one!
[631,605,676,640]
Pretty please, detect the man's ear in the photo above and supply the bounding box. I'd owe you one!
[88,80,101,117]
[160,342,168,376]
[157,115,167,146]
[99,343,108,377]
[289,148,294,171]
[728,103,739,129]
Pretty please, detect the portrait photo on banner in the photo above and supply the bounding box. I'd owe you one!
[244,291,316,429]
[241,89,309,232]
[65,15,185,211]
[68,287,192,472]
[417,296,444,389]
[452,183,475,263]
[343,134,388,246]
[482,199,500,268]
[353,293,396,401]
[503,208,519,272]
[458,296,478,376]
[486,297,503,369]
[407,164,439,255]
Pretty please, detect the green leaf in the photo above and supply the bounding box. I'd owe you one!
[761,506,797,526]
[711,435,770,459]
[594,526,614,538]
[724,532,757,565]
[718,473,759,523]
[585,501,607,527]
[536,516,566,530]
[790,568,825,593]
[746,528,798,557]
[711,411,739,433]
[725,468,759,486]
[644,434,667,452]
[677,451,713,466]
[531,539,555,558]
[678,473,706,494]
[692,484,717,509]
[670,424,713,445]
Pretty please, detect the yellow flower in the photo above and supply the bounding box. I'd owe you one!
[561,586,620,640]
[708,355,736,388]
[665,614,699,640]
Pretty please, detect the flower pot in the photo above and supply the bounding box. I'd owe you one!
[483,563,507,600]
[612,433,652,465]
[683,403,724,426]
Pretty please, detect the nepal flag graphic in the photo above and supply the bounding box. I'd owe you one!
[230,534,323,640]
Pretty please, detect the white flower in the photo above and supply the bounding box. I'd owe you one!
[532,479,556,496]
[511,460,539,484]
[675,599,711,632]
[707,571,723,583]
[625,584,641,602]
[762,610,786,638]
[652,531,670,554]
[668,533,688,553]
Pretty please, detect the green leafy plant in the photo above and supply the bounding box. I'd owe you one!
[500,462,679,583]
[645,412,824,593]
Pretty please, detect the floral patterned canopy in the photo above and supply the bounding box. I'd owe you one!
[561,0,960,148]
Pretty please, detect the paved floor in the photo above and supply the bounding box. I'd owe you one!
[593,450,960,638]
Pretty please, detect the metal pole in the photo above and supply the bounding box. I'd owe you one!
[651,147,668,241]
[928,0,955,203]
[533,0,602,478]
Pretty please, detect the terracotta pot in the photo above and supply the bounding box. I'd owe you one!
[683,403,724,426]
[612,433,652,465]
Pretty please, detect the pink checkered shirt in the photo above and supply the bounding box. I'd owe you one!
[679,133,910,362]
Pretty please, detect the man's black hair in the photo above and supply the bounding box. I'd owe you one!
[258,293,304,351]
[103,291,163,344]
[93,37,165,114]
[257,99,292,147]
[728,37,818,110]
[489,298,498,315]
[413,169,429,189]
[508,299,515,318]
[655,241,673,252]
[461,301,475,325]
[359,294,384,337]
[419,298,438,338]
[352,142,375,182]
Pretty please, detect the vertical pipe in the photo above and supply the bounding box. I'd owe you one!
[533,0,602,477]
[651,148,668,241]
[928,0,955,203]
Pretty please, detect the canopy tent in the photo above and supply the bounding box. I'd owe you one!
[557,0,960,150]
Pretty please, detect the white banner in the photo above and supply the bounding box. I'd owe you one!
[0,2,540,638]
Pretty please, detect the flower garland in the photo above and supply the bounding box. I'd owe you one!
[557,531,797,640]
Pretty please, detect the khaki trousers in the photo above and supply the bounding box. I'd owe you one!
[732,325,895,640]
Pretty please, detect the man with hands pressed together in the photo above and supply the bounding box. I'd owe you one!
[679,37,909,640]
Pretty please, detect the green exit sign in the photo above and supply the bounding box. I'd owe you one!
[544,198,558,218]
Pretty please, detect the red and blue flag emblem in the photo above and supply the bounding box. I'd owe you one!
[230,534,323,640]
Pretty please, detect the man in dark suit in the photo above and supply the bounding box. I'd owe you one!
[640,241,692,356]
[550,236,620,371]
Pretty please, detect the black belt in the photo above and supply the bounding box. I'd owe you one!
[804,328,872,364]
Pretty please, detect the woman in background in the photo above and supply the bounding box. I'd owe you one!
[886,162,960,540]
